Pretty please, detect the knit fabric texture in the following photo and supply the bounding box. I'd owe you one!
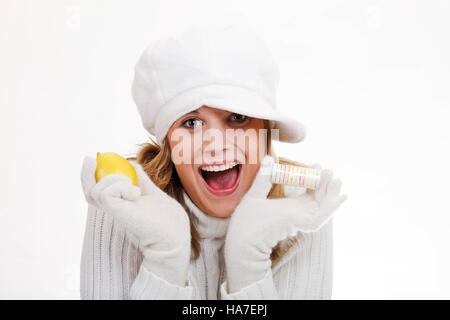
[80,186,333,299]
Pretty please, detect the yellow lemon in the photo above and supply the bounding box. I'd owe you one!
[95,152,138,186]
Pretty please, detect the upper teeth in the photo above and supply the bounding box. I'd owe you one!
[201,162,239,172]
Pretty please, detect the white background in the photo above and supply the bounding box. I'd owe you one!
[1,0,449,299]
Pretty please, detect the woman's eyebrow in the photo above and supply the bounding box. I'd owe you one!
[185,110,199,115]
[177,110,200,124]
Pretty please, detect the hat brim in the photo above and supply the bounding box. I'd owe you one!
[151,84,306,144]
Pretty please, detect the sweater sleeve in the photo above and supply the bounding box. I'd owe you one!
[219,220,333,300]
[80,204,193,300]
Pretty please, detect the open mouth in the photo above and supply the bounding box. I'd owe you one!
[198,162,242,196]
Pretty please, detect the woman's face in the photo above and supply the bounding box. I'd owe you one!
[167,105,266,218]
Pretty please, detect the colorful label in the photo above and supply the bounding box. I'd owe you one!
[271,163,320,190]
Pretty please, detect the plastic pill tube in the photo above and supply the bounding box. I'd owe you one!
[271,163,321,190]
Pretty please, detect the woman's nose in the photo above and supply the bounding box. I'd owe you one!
[202,121,230,159]
[203,132,228,159]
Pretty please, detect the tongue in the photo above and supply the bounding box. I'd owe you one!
[203,166,239,190]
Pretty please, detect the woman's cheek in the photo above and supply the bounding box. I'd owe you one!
[169,131,200,165]
[243,130,265,165]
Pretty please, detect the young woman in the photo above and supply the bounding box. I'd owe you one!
[79,24,347,300]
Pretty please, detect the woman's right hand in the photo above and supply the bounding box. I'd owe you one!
[80,156,191,287]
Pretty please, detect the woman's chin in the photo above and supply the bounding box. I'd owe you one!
[196,182,241,218]
[201,184,249,218]
[203,203,235,218]
[190,165,249,218]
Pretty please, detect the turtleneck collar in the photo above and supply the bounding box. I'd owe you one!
[183,191,230,239]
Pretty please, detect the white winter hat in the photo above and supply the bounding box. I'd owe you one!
[131,23,306,145]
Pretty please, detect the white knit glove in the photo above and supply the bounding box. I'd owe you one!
[80,156,191,287]
[224,155,347,293]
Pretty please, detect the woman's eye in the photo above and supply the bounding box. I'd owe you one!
[182,118,202,129]
[229,113,248,123]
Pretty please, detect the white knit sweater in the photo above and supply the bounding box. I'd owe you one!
[80,186,333,300]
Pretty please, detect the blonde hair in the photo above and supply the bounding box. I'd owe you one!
[127,120,306,264]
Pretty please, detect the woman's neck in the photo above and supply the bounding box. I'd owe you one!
[183,191,230,239]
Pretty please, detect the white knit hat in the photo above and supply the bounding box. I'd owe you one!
[131,23,306,145]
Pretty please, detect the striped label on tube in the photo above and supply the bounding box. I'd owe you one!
[271,163,321,190]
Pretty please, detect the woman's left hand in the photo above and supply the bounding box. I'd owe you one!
[224,155,347,293]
